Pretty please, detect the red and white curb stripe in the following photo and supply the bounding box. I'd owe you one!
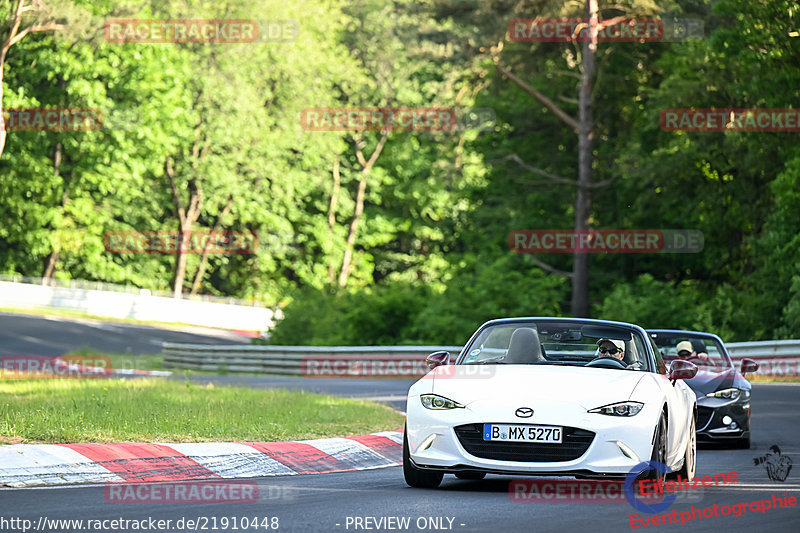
[0,431,403,487]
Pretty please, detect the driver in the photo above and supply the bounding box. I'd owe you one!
[676,340,710,362]
[596,338,626,360]
[593,339,637,369]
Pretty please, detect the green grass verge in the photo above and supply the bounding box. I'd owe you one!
[0,378,404,444]
[747,375,800,383]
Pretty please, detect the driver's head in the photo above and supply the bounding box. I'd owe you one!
[676,340,694,359]
[597,339,625,360]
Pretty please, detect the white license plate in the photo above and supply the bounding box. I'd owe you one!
[483,424,562,443]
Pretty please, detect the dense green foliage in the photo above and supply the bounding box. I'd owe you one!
[1,0,798,344]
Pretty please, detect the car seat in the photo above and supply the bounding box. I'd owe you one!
[504,328,544,364]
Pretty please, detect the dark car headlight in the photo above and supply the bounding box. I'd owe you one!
[706,388,743,400]
[588,401,643,417]
[420,394,464,410]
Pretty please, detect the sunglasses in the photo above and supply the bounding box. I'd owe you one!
[678,350,692,357]
[599,347,621,355]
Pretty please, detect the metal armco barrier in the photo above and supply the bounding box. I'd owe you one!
[727,340,800,376]
[162,344,462,376]
[162,339,800,377]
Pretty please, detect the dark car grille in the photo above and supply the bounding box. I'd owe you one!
[454,424,595,462]
[697,407,714,430]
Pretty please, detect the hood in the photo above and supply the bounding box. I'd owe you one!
[684,366,747,397]
[428,365,646,411]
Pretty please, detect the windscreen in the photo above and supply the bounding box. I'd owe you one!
[460,321,650,371]
[649,333,731,370]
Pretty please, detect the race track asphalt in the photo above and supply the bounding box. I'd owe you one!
[2,384,798,533]
[0,311,249,356]
[2,314,798,532]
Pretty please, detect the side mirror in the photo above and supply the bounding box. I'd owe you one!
[668,360,698,383]
[425,351,450,370]
[740,358,759,374]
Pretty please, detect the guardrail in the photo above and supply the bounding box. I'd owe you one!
[727,340,800,376]
[0,280,277,331]
[162,340,800,377]
[162,344,463,377]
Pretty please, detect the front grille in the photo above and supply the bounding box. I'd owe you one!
[454,424,595,462]
[697,407,713,430]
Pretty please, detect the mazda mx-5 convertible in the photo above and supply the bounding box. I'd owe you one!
[647,329,758,449]
[404,318,698,488]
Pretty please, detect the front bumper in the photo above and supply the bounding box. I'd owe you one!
[696,395,750,442]
[406,395,659,476]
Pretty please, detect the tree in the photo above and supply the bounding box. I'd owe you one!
[0,0,64,159]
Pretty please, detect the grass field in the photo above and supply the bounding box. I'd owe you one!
[0,378,404,444]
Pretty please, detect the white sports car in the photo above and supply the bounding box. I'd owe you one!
[404,318,698,488]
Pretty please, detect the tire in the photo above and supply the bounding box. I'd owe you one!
[455,472,486,481]
[672,416,696,480]
[645,414,668,481]
[403,426,443,488]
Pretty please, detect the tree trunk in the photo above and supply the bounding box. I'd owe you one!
[166,156,202,298]
[338,172,368,287]
[189,196,233,296]
[571,0,598,318]
[41,142,64,283]
[327,156,341,284]
[173,225,190,298]
[337,132,388,287]
[0,56,6,159]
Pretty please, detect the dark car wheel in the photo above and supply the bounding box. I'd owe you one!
[455,472,486,480]
[403,426,443,488]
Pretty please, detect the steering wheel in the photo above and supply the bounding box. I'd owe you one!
[584,357,627,369]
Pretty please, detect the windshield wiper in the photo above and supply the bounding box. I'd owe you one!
[548,355,589,362]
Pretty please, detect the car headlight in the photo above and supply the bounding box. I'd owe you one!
[420,394,464,410]
[706,388,741,400]
[588,401,644,417]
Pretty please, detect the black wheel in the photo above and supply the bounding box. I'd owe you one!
[646,414,668,481]
[455,472,486,480]
[403,426,443,488]
[671,416,696,480]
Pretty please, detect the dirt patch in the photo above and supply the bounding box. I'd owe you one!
[0,436,42,445]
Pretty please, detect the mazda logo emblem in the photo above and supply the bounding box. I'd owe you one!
[515,407,533,418]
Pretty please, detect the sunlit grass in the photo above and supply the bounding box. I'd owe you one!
[0,378,404,444]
